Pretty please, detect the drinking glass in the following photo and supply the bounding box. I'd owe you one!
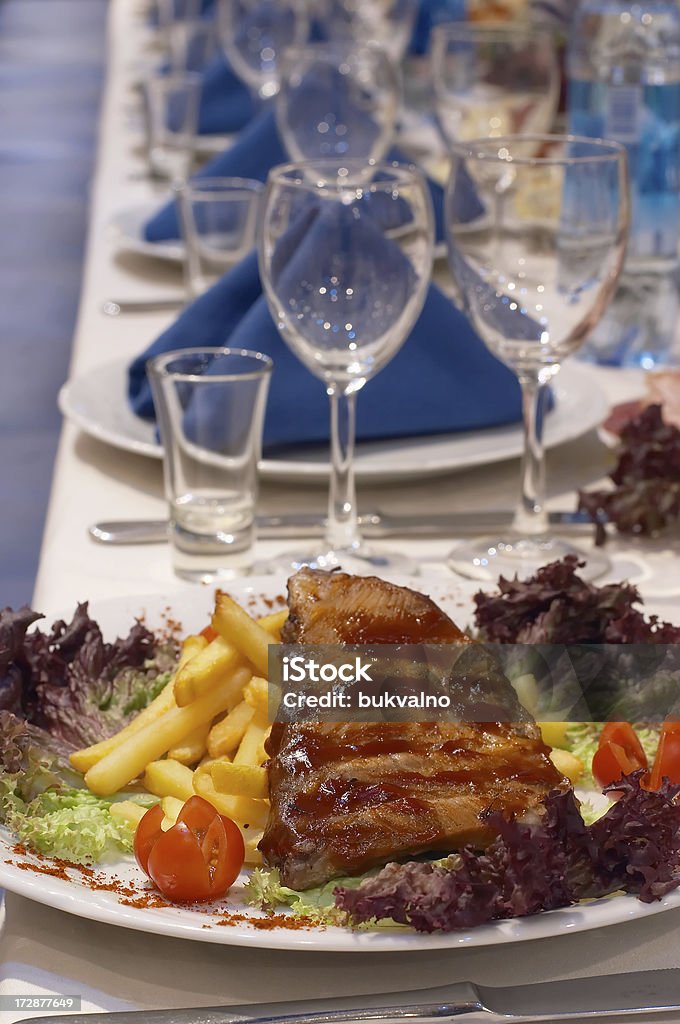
[431,24,559,147]
[277,42,400,163]
[315,0,419,64]
[168,19,219,73]
[156,0,203,41]
[258,160,434,574]
[143,71,202,182]
[216,0,309,101]
[176,177,264,298]
[148,348,273,583]
[444,135,629,580]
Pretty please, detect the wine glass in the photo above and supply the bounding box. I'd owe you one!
[431,24,559,146]
[216,0,309,101]
[314,0,419,64]
[444,135,629,581]
[258,160,434,574]
[276,42,400,163]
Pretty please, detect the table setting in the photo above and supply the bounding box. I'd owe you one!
[4,0,680,1019]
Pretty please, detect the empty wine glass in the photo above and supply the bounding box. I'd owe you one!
[216,0,309,101]
[444,135,629,581]
[276,42,400,163]
[431,24,559,146]
[258,160,434,574]
[314,0,419,64]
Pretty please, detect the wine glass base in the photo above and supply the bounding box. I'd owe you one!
[254,544,417,578]
[447,535,610,583]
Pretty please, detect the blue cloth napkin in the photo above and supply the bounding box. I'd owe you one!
[128,247,522,453]
[196,54,255,135]
[143,109,446,243]
[410,0,466,55]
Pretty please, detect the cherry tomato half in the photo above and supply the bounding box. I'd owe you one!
[200,625,218,642]
[592,723,648,790]
[134,796,244,903]
[648,721,680,791]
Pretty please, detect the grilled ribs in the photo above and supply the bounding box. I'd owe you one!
[260,569,566,891]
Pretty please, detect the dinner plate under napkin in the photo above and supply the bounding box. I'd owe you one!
[128,247,522,454]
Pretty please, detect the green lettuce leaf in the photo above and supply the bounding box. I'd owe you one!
[0,711,156,864]
[1,786,147,863]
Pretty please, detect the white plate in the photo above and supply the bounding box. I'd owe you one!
[110,201,449,264]
[110,203,186,263]
[5,578,679,952]
[58,358,609,483]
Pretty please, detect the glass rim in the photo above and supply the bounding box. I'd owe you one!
[148,347,274,382]
[431,21,556,44]
[280,39,390,61]
[176,176,265,200]
[267,158,427,192]
[449,134,627,166]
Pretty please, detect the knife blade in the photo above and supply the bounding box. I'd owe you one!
[89,510,594,545]
[21,969,680,1024]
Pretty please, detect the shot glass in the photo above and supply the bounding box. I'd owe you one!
[168,19,219,73]
[148,348,273,583]
[176,178,264,298]
[143,71,202,182]
[156,0,203,41]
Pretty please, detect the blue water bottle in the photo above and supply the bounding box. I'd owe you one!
[568,0,680,367]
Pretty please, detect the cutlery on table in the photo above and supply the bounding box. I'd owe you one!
[89,509,595,545]
[101,297,185,316]
[23,968,680,1024]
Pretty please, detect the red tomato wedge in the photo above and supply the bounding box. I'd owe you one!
[648,721,680,791]
[134,796,245,903]
[200,625,218,642]
[592,722,648,789]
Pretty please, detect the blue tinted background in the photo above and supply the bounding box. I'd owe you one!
[0,0,107,606]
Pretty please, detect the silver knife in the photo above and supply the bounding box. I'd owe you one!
[89,510,594,545]
[20,969,680,1024]
[101,297,185,316]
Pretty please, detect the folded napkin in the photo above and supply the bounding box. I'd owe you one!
[128,246,522,452]
[143,109,446,242]
[196,54,256,135]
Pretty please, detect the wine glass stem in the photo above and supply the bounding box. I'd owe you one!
[513,374,549,537]
[326,385,361,553]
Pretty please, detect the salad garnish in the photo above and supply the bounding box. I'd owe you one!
[579,404,680,546]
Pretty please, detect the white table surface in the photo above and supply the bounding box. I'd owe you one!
[9,0,680,1018]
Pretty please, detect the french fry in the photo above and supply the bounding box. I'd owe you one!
[85,672,245,796]
[143,759,195,802]
[233,720,269,766]
[174,635,245,707]
[167,721,210,765]
[161,795,185,828]
[211,761,268,800]
[257,609,288,640]
[194,772,269,830]
[109,801,148,829]
[549,748,584,785]
[244,830,264,866]
[207,699,254,759]
[243,676,269,714]
[212,593,279,677]
[193,770,240,816]
[70,634,206,773]
[222,795,270,830]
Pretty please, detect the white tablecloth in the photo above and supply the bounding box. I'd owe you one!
[9,0,680,1018]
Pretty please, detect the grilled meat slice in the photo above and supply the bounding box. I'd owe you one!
[261,569,566,891]
[281,568,472,645]
[262,720,565,890]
